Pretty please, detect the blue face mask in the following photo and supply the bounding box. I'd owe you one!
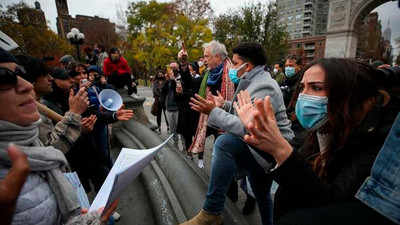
[295,93,328,131]
[229,63,247,84]
[285,66,296,77]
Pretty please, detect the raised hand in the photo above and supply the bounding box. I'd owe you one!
[243,96,292,166]
[116,104,133,121]
[233,90,256,128]
[165,69,173,80]
[214,90,225,108]
[80,80,92,90]
[69,87,89,115]
[81,114,97,133]
[100,76,107,85]
[178,49,188,65]
[189,93,216,115]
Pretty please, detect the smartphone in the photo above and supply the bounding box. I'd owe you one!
[82,104,96,118]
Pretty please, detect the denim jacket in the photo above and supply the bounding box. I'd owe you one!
[356,112,400,224]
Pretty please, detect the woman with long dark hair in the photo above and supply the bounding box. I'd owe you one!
[152,70,169,132]
[235,58,399,224]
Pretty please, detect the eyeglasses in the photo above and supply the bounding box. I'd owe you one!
[0,66,29,91]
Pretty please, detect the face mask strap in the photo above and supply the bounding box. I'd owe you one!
[236,62,248,72]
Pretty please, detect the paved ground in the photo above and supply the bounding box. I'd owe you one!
[136,85,263,225]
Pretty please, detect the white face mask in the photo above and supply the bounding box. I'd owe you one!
[273,68,279,74]
[198,61,204,67]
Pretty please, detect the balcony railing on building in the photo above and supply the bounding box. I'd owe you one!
[305,0,314,6]
[304,13,312,20]
[302,29,311,34]
[306,53,315,58]
[304,7,313,13]
[304,45,315,50]
[303,21,312,27]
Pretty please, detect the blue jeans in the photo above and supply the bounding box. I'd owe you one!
[203,133,273,225]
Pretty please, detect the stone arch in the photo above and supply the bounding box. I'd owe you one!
[324,0,395,58]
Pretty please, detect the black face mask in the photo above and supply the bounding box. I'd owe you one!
[156,76,165,80]
[173,69,179,77]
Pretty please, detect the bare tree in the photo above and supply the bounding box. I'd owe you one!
[174,0,214,21]
[79,21,119,52]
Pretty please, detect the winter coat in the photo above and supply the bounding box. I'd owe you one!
[0,170,60,225]
[103,56,131,77]
[272,95,400,220]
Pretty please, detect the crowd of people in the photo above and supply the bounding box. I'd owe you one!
[0,43,136,224]
[1,35,400,225]
[148,40,400,225]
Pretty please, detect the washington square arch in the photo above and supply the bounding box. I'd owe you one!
[325,0,396,58]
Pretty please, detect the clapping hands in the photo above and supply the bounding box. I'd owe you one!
[234,90,292,166]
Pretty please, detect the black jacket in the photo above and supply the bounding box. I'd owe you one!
[41,83,114,191]
[42,82,117,125]
[176,65,202,135]
[271,95,400,220]
[280,73,300,108]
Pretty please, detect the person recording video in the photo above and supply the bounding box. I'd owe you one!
[87,65,115,90]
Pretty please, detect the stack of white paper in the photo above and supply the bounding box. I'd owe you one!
[89,135,173,214]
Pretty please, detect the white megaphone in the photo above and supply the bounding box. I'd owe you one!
[98,89,123,111]
[0,31,19,51]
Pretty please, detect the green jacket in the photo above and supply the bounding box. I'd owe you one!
[274,72,285,84]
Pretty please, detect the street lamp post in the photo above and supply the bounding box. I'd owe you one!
[67,28,85,62]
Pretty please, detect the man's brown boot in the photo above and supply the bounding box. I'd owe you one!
[180,209,223,225]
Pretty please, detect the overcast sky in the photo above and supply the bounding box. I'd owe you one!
[2,0,399,56]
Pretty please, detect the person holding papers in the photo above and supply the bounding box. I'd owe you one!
[0,47,118,224]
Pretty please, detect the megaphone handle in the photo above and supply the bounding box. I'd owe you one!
[35,101,63,123]
[92,86,100,101]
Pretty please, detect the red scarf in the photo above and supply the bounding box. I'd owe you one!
[189,59,234,153]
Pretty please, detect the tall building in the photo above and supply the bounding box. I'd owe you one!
[356,12,389,63]
[277,0,329,40]
[382,19,393,64]
[55,0,117,50]
[17,1,46,27]
[383,18,391,41]
[55,0,69,37]
[287,35,326,64]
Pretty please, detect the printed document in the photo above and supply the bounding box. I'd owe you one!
[89,135,173,213]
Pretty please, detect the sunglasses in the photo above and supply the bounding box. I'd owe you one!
[0,66,29,91]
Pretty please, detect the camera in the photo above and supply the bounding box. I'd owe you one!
[94,74,101,82]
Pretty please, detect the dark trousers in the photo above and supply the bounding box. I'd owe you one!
[275,202,395,225]
[156,101,169,128]
[66,136,110,193]
[184,133,192,150]
[107,72,133,95]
